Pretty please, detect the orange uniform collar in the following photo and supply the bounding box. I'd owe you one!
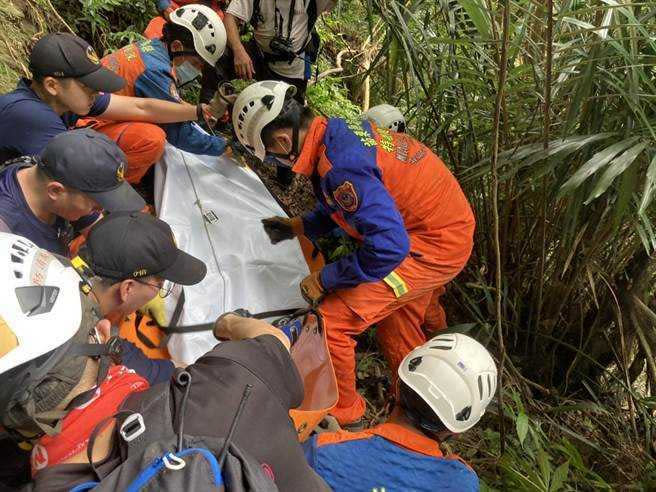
[369,422,443,458]
[292,116,327,177]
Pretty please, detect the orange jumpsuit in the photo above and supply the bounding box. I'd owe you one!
[293,117,475,424]
[144,1,225,40]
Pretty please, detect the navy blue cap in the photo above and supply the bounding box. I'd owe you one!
[82,212,207,285]
[30,33,125,93]
[38,129,145,212]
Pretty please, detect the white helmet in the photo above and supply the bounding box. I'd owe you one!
[233,80,297,161]
[0,233,83,374]
[398,333,497,433]
[170,4,227,66]
[363,104,406,132]
[0,233,120,436]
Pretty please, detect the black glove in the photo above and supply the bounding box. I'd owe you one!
[261,216,303,244]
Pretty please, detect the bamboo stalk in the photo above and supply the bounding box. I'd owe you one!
[535,0,554,350]
[490,0,511,456]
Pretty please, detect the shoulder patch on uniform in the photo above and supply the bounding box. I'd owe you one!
[333,181,359,213]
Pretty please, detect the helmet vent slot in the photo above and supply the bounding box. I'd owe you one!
[13,270,22,279]
[15,286,60,316]
[192,11,209,30]
[408,356,422,372]
[11,254,23,264]
[11,244,29,255]
[430,344,452,350]
[456,406,471,421]
[478,375,483,400]
[261,94,275,110]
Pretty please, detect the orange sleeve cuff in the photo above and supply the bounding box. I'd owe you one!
[291,216,305,237]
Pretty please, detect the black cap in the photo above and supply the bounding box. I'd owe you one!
[38,128,145,212]
[29,33,125,93]
[81,212,207,285]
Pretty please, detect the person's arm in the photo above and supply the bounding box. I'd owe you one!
[214,313,291,352]
[302,205,339,240]
[119,338,175,385]
[224,12,255,79]
[319,169,410,291]
[100,94,200,124]
[132,67,228,156]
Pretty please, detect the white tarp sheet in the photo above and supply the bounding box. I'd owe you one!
[154,145,309,364]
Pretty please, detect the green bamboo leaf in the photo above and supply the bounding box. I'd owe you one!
[457,0,491,38]
[639,154,656,214]
[585,141,649,204]
[516,412,529,446]
[553,439,584,471]
[500,457,546,492]
[550,461,570,492]
[522,134,613,168]
[559,137,640,195]
[537,449,552,489]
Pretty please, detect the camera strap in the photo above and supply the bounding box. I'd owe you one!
[273,0,296,41]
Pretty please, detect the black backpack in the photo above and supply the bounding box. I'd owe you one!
[64,372,278,492]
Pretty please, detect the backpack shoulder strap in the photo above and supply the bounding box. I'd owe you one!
[116,382,176,459]
[250,0,262,27]
[307,0,318,33]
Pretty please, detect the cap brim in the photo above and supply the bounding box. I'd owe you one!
[78,66,125,93]
[89,181,145,213]
[159,249,207,286]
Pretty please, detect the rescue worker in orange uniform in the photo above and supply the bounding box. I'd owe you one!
[144,1,227,105]
[145,0,226,41]
[232,81,476,426]
[304,333,497,491]
[0,33,225,182]
[80,4,230,183]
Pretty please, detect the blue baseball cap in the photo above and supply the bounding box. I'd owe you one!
[38,129,145,212]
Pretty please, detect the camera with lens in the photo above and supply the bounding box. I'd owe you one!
[269,36,296,62]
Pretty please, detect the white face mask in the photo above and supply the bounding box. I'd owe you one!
[175,61,201,86]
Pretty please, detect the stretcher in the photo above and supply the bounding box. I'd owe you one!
[153,145,336,440]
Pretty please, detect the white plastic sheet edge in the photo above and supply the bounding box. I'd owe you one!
[154,145,309,364]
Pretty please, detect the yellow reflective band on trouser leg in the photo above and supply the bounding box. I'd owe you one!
[382,271,409,298]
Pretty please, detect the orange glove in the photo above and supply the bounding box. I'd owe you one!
[300,271,325,307]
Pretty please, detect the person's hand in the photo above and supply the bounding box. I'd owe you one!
[213,309,251,340]
[207,92,238,123]
[313,416,342,434]
[261,216,303,244]
[234,46,255,80]
[222,146,234,160]
[213,312,237,340]
[300,271,325,308]
[162,6,175,21]
[139,295,167,327]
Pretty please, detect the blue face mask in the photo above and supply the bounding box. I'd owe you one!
[264,153,291,168]
[175,61,201,87]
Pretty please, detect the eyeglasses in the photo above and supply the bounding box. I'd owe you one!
[135,278,174,298]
